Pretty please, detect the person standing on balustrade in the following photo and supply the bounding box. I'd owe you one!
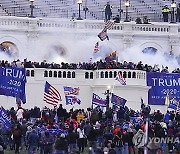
[176,3,180,22]
[104,2,112,21]
[162,5,171,22]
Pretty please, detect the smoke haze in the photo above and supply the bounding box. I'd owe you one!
[0,31,179,72]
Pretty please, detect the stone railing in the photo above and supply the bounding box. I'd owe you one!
[26,68,146,80]
[0,16,179,34]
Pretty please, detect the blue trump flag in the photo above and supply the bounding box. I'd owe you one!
[0,67,26,103]
[168,98,179,110]
[111,93,127,107]
[92,93,106,107]
[147,72,180,105]
[0,107,11,130]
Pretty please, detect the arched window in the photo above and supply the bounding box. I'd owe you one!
[58,71,62,78]
[67,71,71,78]
[90,72,93,79]
[109,71,113,78]
[49,71,52,77]
[100,71,104,78]
[123,71,127,78]
[54,71,57,77]
[31,70,34,77]
[85,72,89,79]
[44,70,48,77]
[0,41,18,57]
[26,70,30,76]
[72,71,75,78]
[128,71,131,78]
[114,71,117,78]
[105,71,108,78]
[63,71,66,78]
[142,47,157,54]
[132,72,136,78]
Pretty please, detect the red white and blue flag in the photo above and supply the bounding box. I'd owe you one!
[98,29,109,41]
[115,72,126,85]
[97,21,114,41]
[65,95,81,105]
[64,86,80,96]
[111,93,127,107]
[64,86,81,105]
[92,93,106,107]
[43,81,61,107]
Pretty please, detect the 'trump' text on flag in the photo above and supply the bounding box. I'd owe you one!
[0,106,11,130]
[0,67,26,103]
[92,93,106,107]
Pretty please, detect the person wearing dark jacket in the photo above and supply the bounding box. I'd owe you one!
[104,2,112,21]
[43,131,54,154]
[88,126,98,152]
[0,134,5,154]
[162,5,171,22]
[57,104,66,122]
[113,15,120,23]
[68,129,78,153]
[54,133,68,154]
[122,130,130,154]
[13,124,22,154]
[27,129,39,154]
[113,131,123,154]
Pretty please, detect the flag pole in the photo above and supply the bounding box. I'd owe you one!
[165,92,170,112]
[144,118,149,154]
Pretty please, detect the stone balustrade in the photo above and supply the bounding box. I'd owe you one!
[26,68,147,86]
[0,16,179,34]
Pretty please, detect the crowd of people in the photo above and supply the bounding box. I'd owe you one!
[0,59,180,73]
[0,103,179,154]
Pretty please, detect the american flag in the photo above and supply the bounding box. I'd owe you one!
[98,21,114,41]
[64,86,80,96]
[105,20,115,30]
[98,29,109,41]
[115,72,126,85]
[94,42,99,53]
[43,81,61,107]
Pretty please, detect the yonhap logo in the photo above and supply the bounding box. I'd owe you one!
[149,137,180,144]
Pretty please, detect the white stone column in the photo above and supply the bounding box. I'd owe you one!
[122,22,133,49]
[168,24,179,56]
